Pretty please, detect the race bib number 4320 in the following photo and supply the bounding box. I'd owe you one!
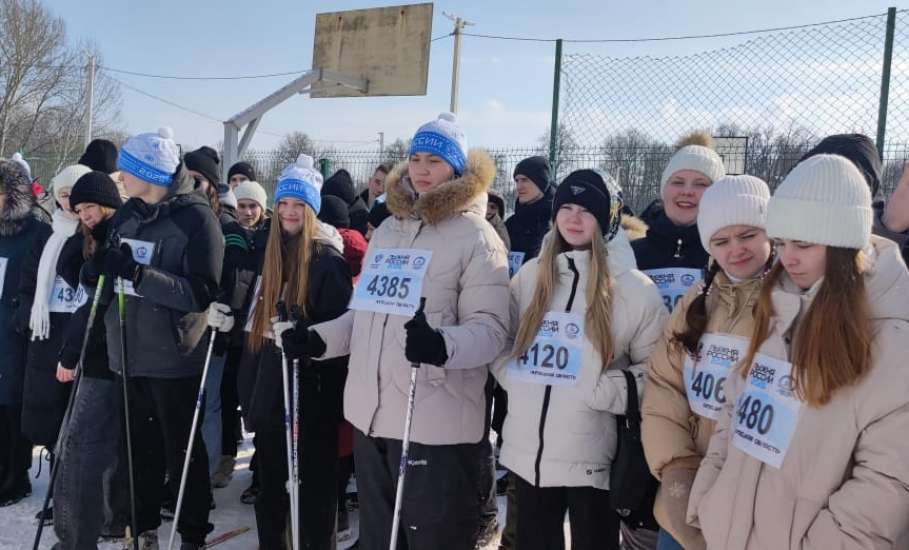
[643,268,702,312]
[508,311,584,387]
[731,353,802,468]
[350,248,432,317]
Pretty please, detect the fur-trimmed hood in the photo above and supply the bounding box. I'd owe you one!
[621,214,648,241]
[384,149,495,225]
[0,159,37,236]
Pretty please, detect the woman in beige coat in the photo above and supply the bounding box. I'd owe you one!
[687,154,909,549]
[276,113,510,550]
[642,175,773,550]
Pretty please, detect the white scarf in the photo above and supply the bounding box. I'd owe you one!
[29,209,79,340]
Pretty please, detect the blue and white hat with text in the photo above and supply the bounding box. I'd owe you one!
[275,154,323,214]
[118,127,180,187]
[409,112,468,176]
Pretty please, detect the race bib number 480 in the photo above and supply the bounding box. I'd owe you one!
[683,333,749,420]
[350,248,432,317]
[643,268,702,312]
[731,353,802,468]
[508,311,584,387]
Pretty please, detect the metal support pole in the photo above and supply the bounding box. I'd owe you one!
[84,55,95,147]
[319,158,331,179]
[378,131,385,154]
[445,13,473,114]
[876,7,897,160]
[549,39,563,173]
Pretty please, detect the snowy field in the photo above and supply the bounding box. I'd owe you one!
[0,436,510,549]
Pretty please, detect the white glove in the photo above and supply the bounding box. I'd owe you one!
[207,302,235,333]
[272,318,294,349]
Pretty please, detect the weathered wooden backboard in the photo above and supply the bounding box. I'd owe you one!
[311,3,433,98]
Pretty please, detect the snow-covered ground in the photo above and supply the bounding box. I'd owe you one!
[0,436,509,549]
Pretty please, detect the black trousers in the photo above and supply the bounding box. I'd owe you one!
[220,346,242,457]
[128,376,212,545]
[513,475,620,550]
[0,403,31,495]
[353,428,486,550]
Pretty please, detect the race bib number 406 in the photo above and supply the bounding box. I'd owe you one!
[508,311,584,387]
[643,268,702,312]
[350,248,432,317]
[683,333,749,420]
[731,353,802,468]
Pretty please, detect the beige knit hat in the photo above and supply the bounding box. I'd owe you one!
[234,180,268,210]
[766,154,872,249]
[660,145,726,195]
[697,174,770,249]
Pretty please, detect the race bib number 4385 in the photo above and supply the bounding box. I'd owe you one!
[731,353,802,468]
[350,248,432,317]
[508,311,584,387]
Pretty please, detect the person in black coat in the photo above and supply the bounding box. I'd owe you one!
[505,156,554,264]
[322,168,369,237]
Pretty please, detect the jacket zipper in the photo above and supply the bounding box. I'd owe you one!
[674,237,683,259]
[533,256,581,486]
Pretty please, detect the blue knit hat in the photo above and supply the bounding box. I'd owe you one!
[275,154,323,214]
[409,112,468,176]
[118,127,180,187]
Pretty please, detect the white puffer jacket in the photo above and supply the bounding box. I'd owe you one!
[492,231,667,489]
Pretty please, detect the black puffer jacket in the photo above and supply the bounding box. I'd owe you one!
[505,188,554,263]
[322,169,369,237]
[630,203,708,272]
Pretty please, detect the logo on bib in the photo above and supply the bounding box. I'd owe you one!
[681,273,697,286]
[565,322,581,339]
[750,361,776,389]
[412,256,427,269]
[373,253,384,265]
[777,374,796,398]
[136,246,149,259]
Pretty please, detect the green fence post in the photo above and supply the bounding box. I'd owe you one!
[876,7,897,159]
[319,158,332,179]
[549,39,563,174]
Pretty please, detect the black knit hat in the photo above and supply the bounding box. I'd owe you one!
[317,195,351,229]
[514,156,552,193]
[70,171,123,210]
[800,133,882,198]
[322,169,356,205]
[227,161,256,182]
[368,201,391,229]
[553,169,623,241]
[487,192,505,217]
[184,146,221,186]
[78,139,118,174]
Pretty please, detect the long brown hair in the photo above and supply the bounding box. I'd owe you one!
[743,247,872,407]
[80,206,118,259]
[513,229,614,369]
[247,207,317,352]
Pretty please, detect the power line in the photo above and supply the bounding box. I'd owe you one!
[102,66,307,81]
[107,75,224,124]
[462,11,897,44]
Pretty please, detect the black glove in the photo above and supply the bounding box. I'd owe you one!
[89,218,112,244]
[103,242,141,281]
[404,311,448,366]
[280,324,326,362]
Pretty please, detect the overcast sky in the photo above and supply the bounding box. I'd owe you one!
[45,0,902,150]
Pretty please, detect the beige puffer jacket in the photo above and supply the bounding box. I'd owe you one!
[311,150,510,445]
[642,270,762,550]
[687,236,909,549]
[491,231,667,490]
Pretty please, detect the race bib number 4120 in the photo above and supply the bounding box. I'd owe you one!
[508,311,584,387]
[731,353,802,468]
[350,248,433,317]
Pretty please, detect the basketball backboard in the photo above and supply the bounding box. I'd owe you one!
[713,136,749,175]
[311,3,433,98]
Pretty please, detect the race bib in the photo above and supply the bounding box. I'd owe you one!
[0,257,7,300]
[48,276,89,314]
[683,333,748,420]
[350,248,432,317]
[643,268,702,312]
[731,353,802,468]
[113,239,156,297]
[507,252,525,278]
[508,311,584,387]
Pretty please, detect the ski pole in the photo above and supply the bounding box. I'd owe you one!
[389,297,427,550]
[167,326,218,550]
[289,305,303,550]
[118,278,140,550]
[32,274,107,550]
[275,301,300,550]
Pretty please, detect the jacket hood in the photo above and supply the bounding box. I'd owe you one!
[385,149,495,225]
[863,236,909,323]
[315,220,345,254]
[322,169,357,205]
[0,159,37,236]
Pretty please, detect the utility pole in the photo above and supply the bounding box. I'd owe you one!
[84,54,96,147]
[378,131,385,153]
[444,12,473,114]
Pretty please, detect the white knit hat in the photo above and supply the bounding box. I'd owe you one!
[235,180,268,210]
[660,145,726,195]
[697,175,770,249]
[11,152,31,180]
[409,112,468,175]
[767,154,872,249]
[51,164,92,201]
[118,127,180,187]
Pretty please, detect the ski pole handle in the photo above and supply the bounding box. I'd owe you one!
[410,297,427,369]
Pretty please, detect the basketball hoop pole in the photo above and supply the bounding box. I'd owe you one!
[221,68,367,180]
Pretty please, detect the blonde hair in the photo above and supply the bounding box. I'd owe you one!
[80,206,118,259]
[743,247,872,406]
[248,207,317,352]
[513,229,614,369]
